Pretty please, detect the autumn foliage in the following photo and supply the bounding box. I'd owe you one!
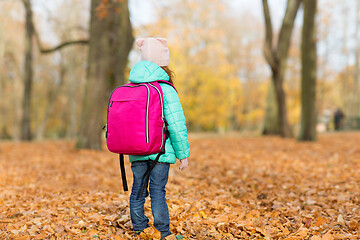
[1,0,359,139]
[96,0,125,20]
[1,133,360,239]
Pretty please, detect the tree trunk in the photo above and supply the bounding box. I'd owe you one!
[112,2,134,88]
[274,70,292,137]
[76,0,133,150]
[262,0,301,137]
[263,80,279,134]
[35,64,66,140]
[67,61,79,139]
[341,4,352,128]
[354,1,360,122]
[20,0,33,141]
[299,0,317,141]
[0,36,5,139]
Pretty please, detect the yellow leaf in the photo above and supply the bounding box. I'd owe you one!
[199,211,207,219]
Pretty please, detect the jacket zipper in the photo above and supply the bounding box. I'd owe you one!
[108,84,150,143]
[148,83,165,150]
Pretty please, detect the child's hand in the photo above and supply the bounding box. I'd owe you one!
[179,158,188,170]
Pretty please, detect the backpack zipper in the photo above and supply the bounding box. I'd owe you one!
[108,84,150,143]
[148,83,165,150]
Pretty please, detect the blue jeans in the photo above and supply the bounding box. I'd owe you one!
[130,161,172,239]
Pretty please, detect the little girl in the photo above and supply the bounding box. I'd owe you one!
[128,38,190,240]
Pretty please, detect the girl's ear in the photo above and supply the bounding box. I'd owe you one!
[136,38,145,47]
[156,38,167,47]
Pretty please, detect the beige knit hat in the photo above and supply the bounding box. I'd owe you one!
[136,38,169,66]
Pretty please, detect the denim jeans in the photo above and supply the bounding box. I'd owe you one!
[130,160,172,239]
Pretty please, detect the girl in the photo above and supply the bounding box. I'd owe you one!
[128,38,190,240]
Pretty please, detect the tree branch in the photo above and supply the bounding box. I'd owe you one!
[262,0,277,71]
[276,0,301,63]
[29,2,89,54]
[36,36,88,53]
[40,40,89,54]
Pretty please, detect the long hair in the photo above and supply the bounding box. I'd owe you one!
[161,66,175,85]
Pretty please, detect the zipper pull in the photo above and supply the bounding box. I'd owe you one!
[110,101,114,107]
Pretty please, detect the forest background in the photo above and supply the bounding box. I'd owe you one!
[1,0,358,143]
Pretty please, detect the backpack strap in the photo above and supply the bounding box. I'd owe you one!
[119,154,128,191]
[138,147,165,199]
[156,80,177,92]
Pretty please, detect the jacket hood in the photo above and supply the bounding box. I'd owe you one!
[129,60,169,83]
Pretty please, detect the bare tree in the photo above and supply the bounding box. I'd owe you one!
[299,0,317,141]
[262,0,301,137]
[20,0,89,140]
[20,0,33,140]
[354,0,360,123]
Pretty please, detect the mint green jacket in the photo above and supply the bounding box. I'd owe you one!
[128,61,190,164]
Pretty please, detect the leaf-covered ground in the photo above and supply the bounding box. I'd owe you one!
[1,132,360,239]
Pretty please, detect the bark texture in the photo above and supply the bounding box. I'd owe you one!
[263,81,279,135]
[20,0,33,140]
[299,0,318,141]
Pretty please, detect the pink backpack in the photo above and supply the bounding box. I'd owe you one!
[105,80,176,192]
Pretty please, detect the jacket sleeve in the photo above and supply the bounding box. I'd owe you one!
[161,84,190,160]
